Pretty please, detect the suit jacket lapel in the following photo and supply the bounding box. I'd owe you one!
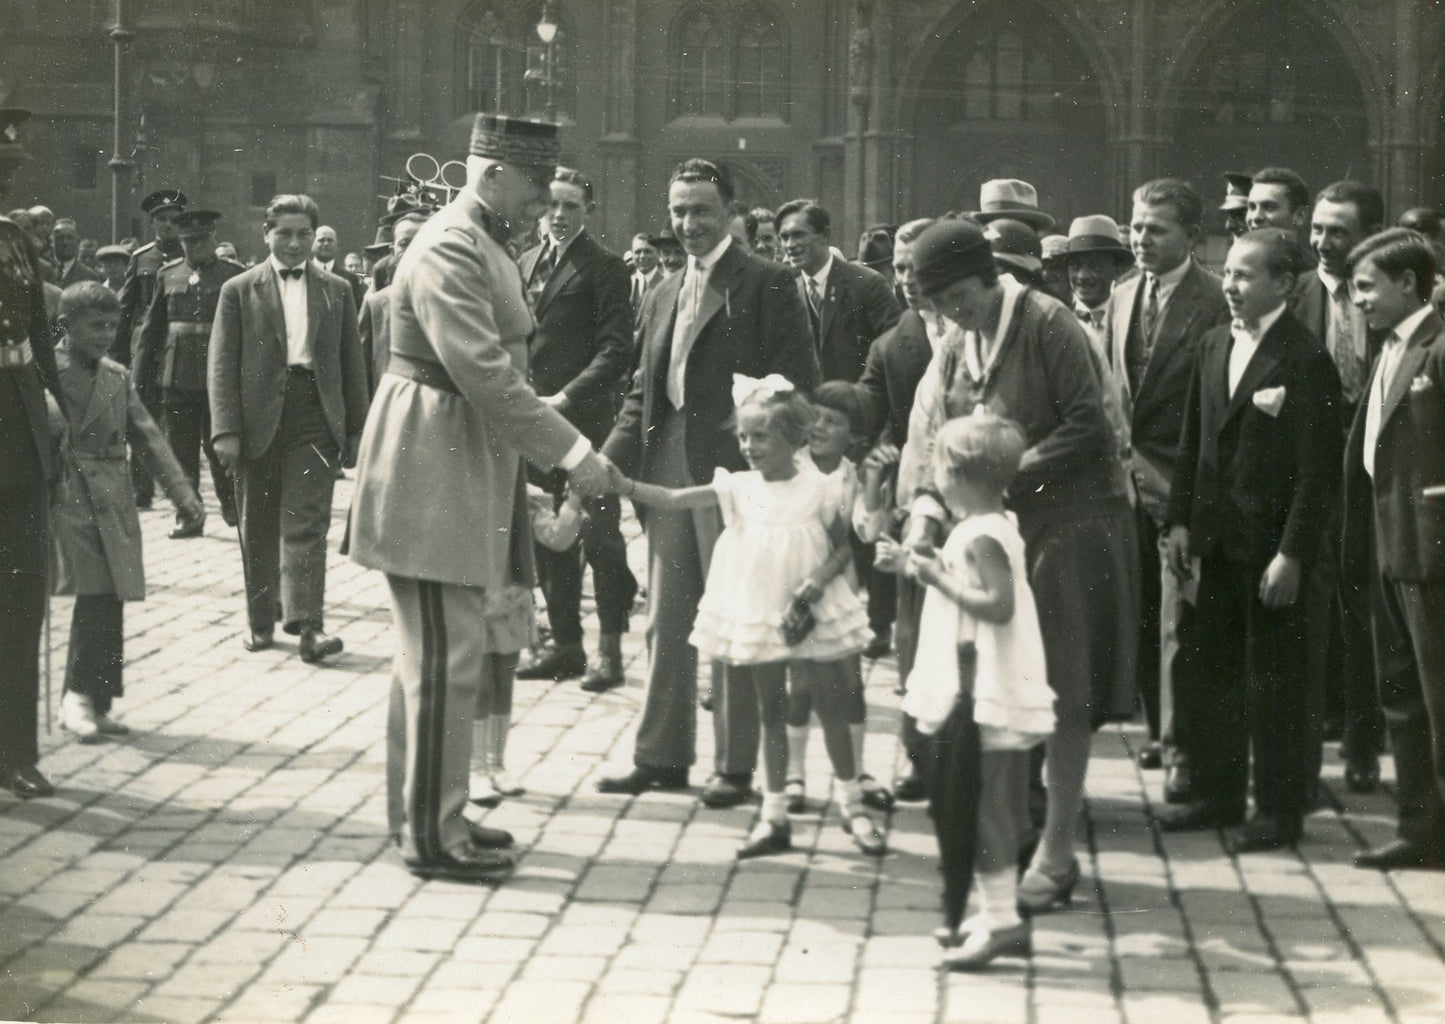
[1110,273,1141,395]
[645,270,685,393]
[536,244,580,317]
[1222,321,1286,426]
[691,247,741,343]
[1380,313,1443,432]
[1138,262,1202,398]
[304,263,327,360]
[818,269,841,346]
[255,268,289,354]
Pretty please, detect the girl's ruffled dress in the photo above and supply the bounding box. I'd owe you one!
[690,465,871,664]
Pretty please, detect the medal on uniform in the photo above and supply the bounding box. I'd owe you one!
[189,272,200,286]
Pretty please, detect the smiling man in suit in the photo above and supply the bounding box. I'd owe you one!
[1162,229,1342,853]
[1104,179,1230,785]
[1343,228,1445,871]
[208,194,368,663]
[597,158,819,802]
[776,199,900,384]
[515,168,637,693]
[313,225,366,309]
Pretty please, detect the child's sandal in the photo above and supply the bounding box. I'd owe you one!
[857,774,895,812]
[843,812,886,857]
[784,779,806,814]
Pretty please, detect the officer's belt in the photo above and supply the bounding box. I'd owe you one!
[387,352,459,395]
[0,339,34,369]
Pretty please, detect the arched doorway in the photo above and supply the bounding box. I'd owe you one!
[1163,4,1373,200]
[909,3,1110,225]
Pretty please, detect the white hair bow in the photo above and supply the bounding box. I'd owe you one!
[732,373,795,408]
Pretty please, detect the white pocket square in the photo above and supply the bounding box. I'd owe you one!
[1252,385,1286,417]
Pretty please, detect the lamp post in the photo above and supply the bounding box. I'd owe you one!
[534,2,558,122]
[108,0,134,243]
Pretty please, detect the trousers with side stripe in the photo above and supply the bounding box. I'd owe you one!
[386,575,505,864]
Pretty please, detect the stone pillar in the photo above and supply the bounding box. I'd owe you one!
[860,0,894,230]
[841,0,873,245]
[1113,0,1162,207]
[598,0,639,250]
[1382,0,1423,215]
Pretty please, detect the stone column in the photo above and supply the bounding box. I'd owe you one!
[1382,0,1422,214]
[598,0,639,249]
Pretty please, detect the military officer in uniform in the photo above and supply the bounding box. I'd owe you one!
[0,107,66,798]
[110,188,187,510]
[136,209,242,536]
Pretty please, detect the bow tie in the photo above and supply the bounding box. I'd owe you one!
[278,266,304,280]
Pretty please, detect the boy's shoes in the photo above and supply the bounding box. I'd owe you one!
[466,822,514,848]
[61,692,101,743]
[1158,801,1245,833]
[1227,815,1301,855]
[94,713,129,736]
[843,812,887,856]
[893,771,926,802]
[579,652,624,693]
[858,774,895,811]
[700,773,753,808]
[596,765,689,795]
[169,517,204,539]
[1163,760,1194,804]
[3,765,54,799]
[517,644,585,680]
[863,629,892,660]
[244,629,275,653]
[737,820,791,859]
[299,629,343,664]
[405,843,513,883]
[1353,839,1435,871]
[1137,742,1163,769]
[1344,753,1380,793]
[784,779,806,814]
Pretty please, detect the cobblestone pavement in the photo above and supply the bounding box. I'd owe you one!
[1,482,1443,1024]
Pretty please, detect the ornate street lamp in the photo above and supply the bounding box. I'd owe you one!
[533,2,558,122]
[108,0,134,243]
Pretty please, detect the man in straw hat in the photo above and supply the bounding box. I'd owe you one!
[348,113,613,884]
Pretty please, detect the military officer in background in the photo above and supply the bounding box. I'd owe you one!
[110,188,187,510]
[136,209,243,537]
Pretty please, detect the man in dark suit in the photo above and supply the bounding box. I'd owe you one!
[1163,229,1342,853]
[358,211,427,396]
[597,158,819,801]
[0,107,66,799]
[628,232,665,321]
[776,199,900,384]
[52,218,103,287]
[313,225,367,309]
[1105,179,1230,783]
[1294,181,1387,794]
[209,194,369,663]
[514,168,638,692]
[1343,228,1445,871]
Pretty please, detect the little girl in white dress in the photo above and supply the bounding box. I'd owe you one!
[614,374,877,858]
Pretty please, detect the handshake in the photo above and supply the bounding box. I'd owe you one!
[566,450,634,499]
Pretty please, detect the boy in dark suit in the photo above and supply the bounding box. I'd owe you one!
[1343,228,1445,871]
[1162,229,1342,853]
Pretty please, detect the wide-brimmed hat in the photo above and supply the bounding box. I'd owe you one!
[971,179,1054,231]
[1064,215,1134,265]
[1220,172,1252,212]
[469,113,560,171]
[648,225,681,250]
[912,219,995,296]
[984,218,1042,276]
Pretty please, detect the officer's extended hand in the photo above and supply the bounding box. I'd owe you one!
[214,434,241,475]
[568,450,613,498]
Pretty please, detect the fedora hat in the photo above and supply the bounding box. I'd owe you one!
[1064,215,1133,265]
[984,218,1043,277]
[972,179,1054,231]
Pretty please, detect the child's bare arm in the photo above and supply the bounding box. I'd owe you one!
[622,479,719,511]
[795,515,853,602]
[913,535,1015,624]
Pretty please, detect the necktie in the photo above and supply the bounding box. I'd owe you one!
[279,266,303,280]
[806,277,822,342]
[667,259,703,408]
[1141,275,1160,349]
[528,244,556,310]
[630,273,643,310]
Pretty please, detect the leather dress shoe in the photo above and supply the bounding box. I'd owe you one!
[299,629,343,664]
[1158,801,1245,833]
[405,843,514,883]
[1344,752,1381,794]
[596,765,689,795]
[1227,815,1301,854]
[516,645,586,681]
[943,921,1032,970]
[736,820,792,859]
[893,771,926,802]
[169,517,204,539]
[219,499,238,528]
[1137,743,1163,770]
[4,765,54,799]
[862,630,892,660]
[466,822,514,848]
[1354,838,1434,871]
[1163,761,1195,804]
[579,652,624,693]
[244,630,275,653]
[699,773,754,809]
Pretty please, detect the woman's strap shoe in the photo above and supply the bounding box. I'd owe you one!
[737,820,792,860]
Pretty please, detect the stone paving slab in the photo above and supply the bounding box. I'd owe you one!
[0,482,1441,1023]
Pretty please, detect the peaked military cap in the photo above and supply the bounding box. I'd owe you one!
[175,209,222,236]
[141,189,188,216]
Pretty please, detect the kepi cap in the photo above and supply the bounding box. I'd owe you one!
[175,209,222,237]
[912,219,996,297]
[96,244,131,261]
[972,179,1054,231]
[141,189,187,216]
[469,113,560,171]
[1064,214,1134,264]
[1220,172,1252,212]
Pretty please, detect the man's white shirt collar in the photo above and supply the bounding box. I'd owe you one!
[807,254,835,294]
[689,234,731,275]
[1389,304,1433,349]
[1147,255,1191,306]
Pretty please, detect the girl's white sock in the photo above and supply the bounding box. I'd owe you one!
[836,777,866,819]
[976,868,1022,931]
[761,790,789,825]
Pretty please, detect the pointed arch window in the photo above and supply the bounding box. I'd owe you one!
[457,2,575,120]
[735,7,784,118]
[672,4,788,122]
